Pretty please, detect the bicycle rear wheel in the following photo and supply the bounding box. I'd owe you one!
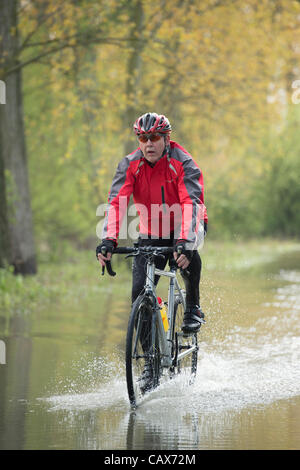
[171,297,198,384]
[126,295,161,408]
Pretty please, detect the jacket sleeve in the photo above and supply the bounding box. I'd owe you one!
[102,157,135,242]
[177,158,208,247]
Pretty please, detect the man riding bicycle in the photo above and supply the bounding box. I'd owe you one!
[97,112,208,334]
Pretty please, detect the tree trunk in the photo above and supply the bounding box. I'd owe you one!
[0,131,9,268]
[0,0,37,274]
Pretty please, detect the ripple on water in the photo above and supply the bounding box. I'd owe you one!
[43,270,300,415]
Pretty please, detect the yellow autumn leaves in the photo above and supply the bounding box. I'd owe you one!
[19,0,300,241]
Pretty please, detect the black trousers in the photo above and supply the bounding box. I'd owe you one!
[131,237,202,308]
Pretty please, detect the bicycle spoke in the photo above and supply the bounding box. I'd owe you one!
[126,296,161,408]
[115,246,200,407]
[171,297,198,383]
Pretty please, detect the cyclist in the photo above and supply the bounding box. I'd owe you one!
[96,112,208,334]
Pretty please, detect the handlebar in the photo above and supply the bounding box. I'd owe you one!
[114,246,175,254]
[100,245,177,277]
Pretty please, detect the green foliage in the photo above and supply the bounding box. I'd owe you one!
[254,109,300,237]
[0,248,131,316]
[0,265,49,313]
[1,239,299,319]
[17,0,300,253]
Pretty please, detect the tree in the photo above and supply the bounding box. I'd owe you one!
[0,0,134,273]
[122,0,145,156]
[2,0,299,267]
[0,0,36,273]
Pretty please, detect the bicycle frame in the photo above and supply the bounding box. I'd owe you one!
[103,245,199,395]
[144,257,193,368]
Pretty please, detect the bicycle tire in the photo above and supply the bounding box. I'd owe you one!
[125,295,161,408]
[171,297,198,384]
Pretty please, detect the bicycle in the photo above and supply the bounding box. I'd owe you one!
[101,244,204,409]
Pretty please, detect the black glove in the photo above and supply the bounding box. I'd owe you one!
[96,239,116,259]
[204,222,208,236]
[174,239,193,261]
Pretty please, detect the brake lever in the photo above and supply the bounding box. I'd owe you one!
[105,260,116,277]
[175,245,190,275]
[125,253,138,259]
[101,247,116,277]
[180,267,191,276]
[101,260,116,277]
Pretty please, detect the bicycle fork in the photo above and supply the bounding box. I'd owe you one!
[144,261,173,368]
[156,266,198,368]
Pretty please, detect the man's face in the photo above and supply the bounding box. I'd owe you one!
[138,134,170,164]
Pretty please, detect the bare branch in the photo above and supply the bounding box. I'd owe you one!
[5,35,132,76]
[18,3,66,52]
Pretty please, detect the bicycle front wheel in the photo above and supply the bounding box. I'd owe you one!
[126,295,161,408]
[171,297,198,384]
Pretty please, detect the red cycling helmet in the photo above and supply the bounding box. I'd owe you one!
[133,112,172,135]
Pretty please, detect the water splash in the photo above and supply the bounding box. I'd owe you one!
[45,353,128,411]
[44,269,300,416]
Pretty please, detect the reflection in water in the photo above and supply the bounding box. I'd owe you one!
[43,302,300,450]
[0,315,32,450]
[126,409,200,450]
[0,250,300,449]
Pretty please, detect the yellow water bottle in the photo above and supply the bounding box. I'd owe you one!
[157,297,169,332]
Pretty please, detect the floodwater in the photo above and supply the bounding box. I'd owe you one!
[0,245,300,450]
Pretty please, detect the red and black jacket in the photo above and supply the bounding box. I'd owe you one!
[102,141,208,247]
